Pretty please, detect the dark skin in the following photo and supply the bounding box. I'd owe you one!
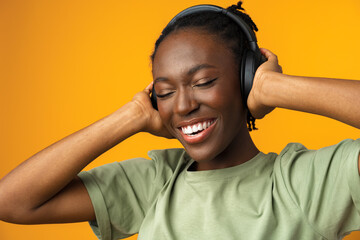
[152,28,259,170]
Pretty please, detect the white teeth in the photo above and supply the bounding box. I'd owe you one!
[186,126,192,134]
[180,120,215,136]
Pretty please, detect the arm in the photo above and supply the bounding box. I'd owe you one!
[249,48,360,128]
[248,48,360,172]
[0,83,170,224]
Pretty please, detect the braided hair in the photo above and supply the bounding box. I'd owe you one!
[151,1,258,131]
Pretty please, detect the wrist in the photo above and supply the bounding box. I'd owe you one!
[258,71,284,108]
[115,102,149,133]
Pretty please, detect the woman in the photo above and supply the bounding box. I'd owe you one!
[0,2,359,239]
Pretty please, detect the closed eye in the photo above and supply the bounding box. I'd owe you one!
[156,91,175,99]
[194,78,218,88]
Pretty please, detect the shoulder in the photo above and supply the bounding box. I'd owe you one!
[147,148,191,174]
[277,139,360,166]
[272,139,360,195]
[272,139,360,238]
[82,148,190,185]
[119,148,190,178]
[272,139,360,205]
[108,148,190,186]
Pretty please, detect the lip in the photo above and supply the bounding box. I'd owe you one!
[178,118,217,144]
[176,117,216,128]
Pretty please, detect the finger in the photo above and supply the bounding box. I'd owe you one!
[259,48,278,63]
[144,82,153,93]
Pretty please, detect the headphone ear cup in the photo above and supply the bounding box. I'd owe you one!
[151,84,158,110]
[240,49,256,107]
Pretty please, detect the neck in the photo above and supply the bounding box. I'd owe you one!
[194,123,259,171]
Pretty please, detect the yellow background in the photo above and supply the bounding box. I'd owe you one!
[1,0,360,239]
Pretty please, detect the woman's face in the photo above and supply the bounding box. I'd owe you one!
[152,28,247,163]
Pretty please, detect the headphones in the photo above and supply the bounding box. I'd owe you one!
[151,4,265,110]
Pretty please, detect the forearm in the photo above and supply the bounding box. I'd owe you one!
[0,102,145,216]
[261,72,360,129]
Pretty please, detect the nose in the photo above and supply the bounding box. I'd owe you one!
[174,88,199,116]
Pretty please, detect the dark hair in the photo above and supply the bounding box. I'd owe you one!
[151,1,258,131]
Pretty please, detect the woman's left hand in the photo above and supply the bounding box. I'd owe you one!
[247,48,282,119]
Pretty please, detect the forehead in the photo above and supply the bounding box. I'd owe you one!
[152,29,236,78]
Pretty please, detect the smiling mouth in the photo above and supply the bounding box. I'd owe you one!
[180,119,215,136]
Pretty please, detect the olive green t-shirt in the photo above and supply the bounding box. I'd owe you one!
[78,139,360,240]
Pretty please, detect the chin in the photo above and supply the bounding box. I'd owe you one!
[181,141,221,163]
[186,150,211,163]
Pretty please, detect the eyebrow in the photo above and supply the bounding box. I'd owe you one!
[187,63,216,75]
[154,64,216,84]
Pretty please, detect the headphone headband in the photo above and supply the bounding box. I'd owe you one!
[166,4,259,52]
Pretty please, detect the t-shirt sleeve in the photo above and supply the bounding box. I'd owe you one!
[78,158,156,239]
[77,148,187,240]
[277,139,360,239]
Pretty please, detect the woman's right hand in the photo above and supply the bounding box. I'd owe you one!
[131,82,173,139]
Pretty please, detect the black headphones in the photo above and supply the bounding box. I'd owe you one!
[151,4,265,110]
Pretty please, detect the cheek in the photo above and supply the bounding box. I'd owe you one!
[203,82,243,111]
[157,101,174,128]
